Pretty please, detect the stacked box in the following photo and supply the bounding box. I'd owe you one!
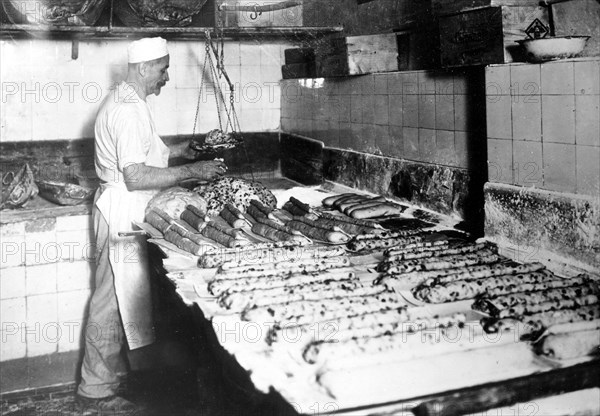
[432,0,541,16]
[316,33,400,77]
[397,28,441,71]
[439,5,549,67]
[282,48,316,79]
[396,0,435,28]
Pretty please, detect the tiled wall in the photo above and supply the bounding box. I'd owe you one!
[0,38,290,142]
[486,58,600,196]
[1,215,93,367]
[280,68,486,170]
[0,36,290,392]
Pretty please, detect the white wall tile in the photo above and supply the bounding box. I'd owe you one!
[24,231,59,266]
[1,297,26,326]
[2,39,284,143]
[1,116,33,142]
[239,42,260,66]
[151,87,179,136]
[261,109,280,131]
[58,319,84,353]
[79,40,128,67]
[1,236,26,269]
[176,109,197,135]
[57,261,93,292]
[26,328,58,357]
[81,65,113,92]
[261,64,282,84]
[1,61,33,85]
[2,89,33,119]
[32,115,59,141]
[0,326,27,361]
[25,263,57,296]
[0,267,26,299]
[259,44,282,67]
[223,43,241,67]
[56,215,92,233]
[177,42,207,67]
[176,87,200,113]
[240,65,262,88]
[30,39,60,65]
[57,290,90,322]
[241,109,264,131]
[196,109,224,133]
[26,293,57,328]
[1,39,33,67]
[174,65,201,89]
[56,229,94,262]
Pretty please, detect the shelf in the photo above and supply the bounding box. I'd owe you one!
[0,198,92,224]
[0,23,343,40]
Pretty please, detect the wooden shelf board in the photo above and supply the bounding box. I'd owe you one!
[0,23,343,40]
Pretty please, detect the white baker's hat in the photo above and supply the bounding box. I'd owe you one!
[128,37,169,64]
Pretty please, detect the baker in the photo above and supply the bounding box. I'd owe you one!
[76,37,226,412]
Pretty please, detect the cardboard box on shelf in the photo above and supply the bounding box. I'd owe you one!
[432,0,541,16]
[316,33,400,77]
[439,5,549,67]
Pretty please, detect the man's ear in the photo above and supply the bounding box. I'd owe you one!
[138,62,147,77]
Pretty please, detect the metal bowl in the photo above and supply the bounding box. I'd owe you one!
[37,180,95,206]
[516,36,590,63]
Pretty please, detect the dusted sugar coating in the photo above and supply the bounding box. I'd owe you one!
[145,186,207,220]
[197,177,277,217]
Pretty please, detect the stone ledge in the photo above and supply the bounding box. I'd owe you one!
[484,182,600,269]
[322,148,486,235]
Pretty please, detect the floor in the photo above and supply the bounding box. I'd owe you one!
[0,340,297,416]
[1,369,199,416]
[0,369,273,416]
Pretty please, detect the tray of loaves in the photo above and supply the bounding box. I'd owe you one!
[143,178,600,414]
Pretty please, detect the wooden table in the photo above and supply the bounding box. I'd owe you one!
[145,179,600,415]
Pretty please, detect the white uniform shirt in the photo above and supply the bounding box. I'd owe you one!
[94,82,169,187]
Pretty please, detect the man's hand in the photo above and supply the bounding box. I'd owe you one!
[185,159,228,181]
[169,141,201,160]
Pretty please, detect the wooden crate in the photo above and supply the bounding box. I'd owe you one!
[216,0,302,27]
[283,47,316,79]
[432,0,541,16]
[439,6,549,67]
[284,48,315,65]
[397,28,441,70]
[282,63,316,79]
[316,33,400,78]
[395,0,435,29]
[553,0,600,58]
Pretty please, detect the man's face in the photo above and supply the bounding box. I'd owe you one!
[144,55,170,96]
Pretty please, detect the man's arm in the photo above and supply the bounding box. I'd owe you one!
[123,160,226,191]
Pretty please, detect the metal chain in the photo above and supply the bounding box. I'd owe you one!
[192,39,211,137]
[216,72,235,134]
[217,8,224,79]
[194,13,253,181]
[207,50,224,132]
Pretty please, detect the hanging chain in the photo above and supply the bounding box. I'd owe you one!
[217,7,225,79]
[206,50,224,132]
[192,13,253,180]
[192,39,211,137]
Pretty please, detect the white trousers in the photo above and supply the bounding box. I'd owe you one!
[77,205,127,398]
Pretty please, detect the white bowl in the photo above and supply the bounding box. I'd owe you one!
[516,36,590,63]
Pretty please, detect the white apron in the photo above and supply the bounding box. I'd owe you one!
[95,104,170,350]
